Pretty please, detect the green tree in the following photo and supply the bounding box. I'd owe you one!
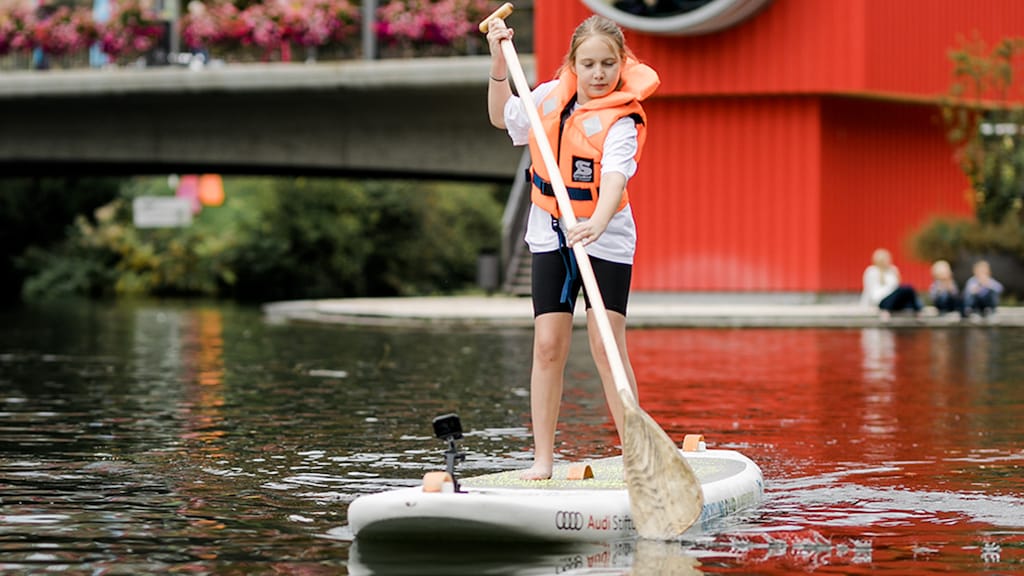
[224,177,376,301]
[913,36,1024,272]
[943,36,1024,226]
[225,177,504,300]
[0,177,121,303]
[17,175,505,302]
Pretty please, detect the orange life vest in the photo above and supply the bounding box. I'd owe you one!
[528,58,660,219]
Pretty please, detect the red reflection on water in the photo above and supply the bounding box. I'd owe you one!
[625,327,1023,574]
[629,328,1019,477]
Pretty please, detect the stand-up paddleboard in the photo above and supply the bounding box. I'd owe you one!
[348,424,763,543]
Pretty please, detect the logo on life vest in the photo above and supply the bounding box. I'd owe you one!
[555,510,584,531]
[572,157,595,183]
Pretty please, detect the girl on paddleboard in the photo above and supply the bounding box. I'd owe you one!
[485,14,660,480]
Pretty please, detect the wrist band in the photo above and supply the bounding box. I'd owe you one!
[489,74,507,82]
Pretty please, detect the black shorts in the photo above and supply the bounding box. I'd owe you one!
[532,249,632,317]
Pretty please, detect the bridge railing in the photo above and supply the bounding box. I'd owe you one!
[0,0,533,72]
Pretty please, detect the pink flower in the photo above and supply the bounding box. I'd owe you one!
[0,2,36,56]
[182,0,360,56]
[32,5,97,56]
[241,3,282,49]
[2,0,488,65]
[376,0,492,47]
[97,0,164,60]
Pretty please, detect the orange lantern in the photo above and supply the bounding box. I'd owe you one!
[198,174,225,207]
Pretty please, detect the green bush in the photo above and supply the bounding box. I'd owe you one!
[20,197,237,299]
[223,177,375,301]
[16,175,504,302]
[224,177,503,300]
[359,179,503,297]
[911,213,1024,263]
[0,177,121,302]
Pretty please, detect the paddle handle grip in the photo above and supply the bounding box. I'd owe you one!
[479,3,514,33]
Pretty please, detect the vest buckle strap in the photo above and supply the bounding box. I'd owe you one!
[532,172,593,202]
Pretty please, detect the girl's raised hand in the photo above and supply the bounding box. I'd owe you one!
[486,21,514,55]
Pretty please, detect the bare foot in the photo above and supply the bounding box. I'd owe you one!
[519,464,552,481]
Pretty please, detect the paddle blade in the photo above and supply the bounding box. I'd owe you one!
[621,390,704,539]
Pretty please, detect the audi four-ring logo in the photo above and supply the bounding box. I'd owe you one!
[555,511,584,531]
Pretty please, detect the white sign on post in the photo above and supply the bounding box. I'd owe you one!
[132,196,193,228]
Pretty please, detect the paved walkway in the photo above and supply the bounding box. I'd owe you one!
[263,293,1024,329]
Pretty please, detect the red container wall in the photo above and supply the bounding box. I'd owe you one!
[863,0,1024,96]
[819,98,972,291]
[532,3,591,81]
[632,96,821,291]
[532,1,1021,292]
[538,1,1024,97]
[625,1,866,96]
[537,1,868,96]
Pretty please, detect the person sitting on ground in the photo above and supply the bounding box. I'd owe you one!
[929,259,964,317]
[964,259,1004,318]
[860,248,922,321]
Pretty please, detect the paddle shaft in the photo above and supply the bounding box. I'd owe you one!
[487,19,635,405]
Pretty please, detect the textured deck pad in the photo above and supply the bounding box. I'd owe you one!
[461,455,745,491]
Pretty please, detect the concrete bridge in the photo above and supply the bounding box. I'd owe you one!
[0,55,535,182]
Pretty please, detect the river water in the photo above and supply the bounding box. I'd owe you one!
[0,300,1021,574]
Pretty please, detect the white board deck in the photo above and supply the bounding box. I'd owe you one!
[348,449,763,543]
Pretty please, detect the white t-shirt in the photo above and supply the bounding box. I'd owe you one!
[504,80,639,265]
[860,265,900,306]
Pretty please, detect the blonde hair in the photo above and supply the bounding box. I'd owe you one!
[560,15,635,75]
[871,248,892,269]
[931,259,952,278]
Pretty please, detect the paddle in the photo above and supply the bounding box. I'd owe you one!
[479,3,704,539]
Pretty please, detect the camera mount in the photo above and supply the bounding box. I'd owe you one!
[432,413,466,492]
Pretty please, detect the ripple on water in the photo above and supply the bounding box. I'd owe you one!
[4,305,1024,574]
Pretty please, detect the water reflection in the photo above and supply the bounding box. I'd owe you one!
[348,538,701,575]
[861,327,896,383]
[0,303,1022,573]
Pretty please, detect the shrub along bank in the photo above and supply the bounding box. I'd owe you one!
[6,175,504,303]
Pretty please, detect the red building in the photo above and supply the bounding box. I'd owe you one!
[533,1,1024,293]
